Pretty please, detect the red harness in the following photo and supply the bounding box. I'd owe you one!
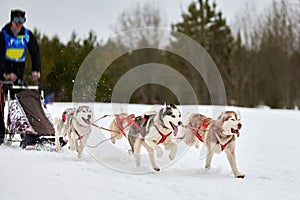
[189,121,229,151]
[108,113,172,144]
[62,108,76,122]
[155,125,172,144]
[131,116,147,133]
[189,120,208,142]
[220,144,227,151]
[74,129,84,140]
[115,114,135,136]
[61,109,81,140]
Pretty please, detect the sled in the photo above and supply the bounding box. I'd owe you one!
[1,81,56,149]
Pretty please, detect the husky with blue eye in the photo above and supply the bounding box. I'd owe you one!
[127,103,182,171]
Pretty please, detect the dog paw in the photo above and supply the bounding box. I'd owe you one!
[111,138,116,144]
[169,151,176,160]
[128,149,133,154]
[169,154,174,160]
[68,146,75,151]
[236,174,245,179]
[153,167,160,171]
[169,146,177,160]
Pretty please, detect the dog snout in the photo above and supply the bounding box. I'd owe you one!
[88,114,92,119]
[178,121,182,126]
[238,123,242,129]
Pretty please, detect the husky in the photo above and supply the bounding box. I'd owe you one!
[127,103,182,171]
[55,106,93,158]
[183,111,245,178]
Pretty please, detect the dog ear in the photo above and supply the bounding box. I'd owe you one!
[237,110,241,120]
[169,103,177,109]
[217,111,226,122]
[166,106,172,115]
[75,106,83,115]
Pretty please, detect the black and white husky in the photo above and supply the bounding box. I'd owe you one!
[128,103,182,171]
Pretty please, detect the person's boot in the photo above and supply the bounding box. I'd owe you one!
[0,136,4,145]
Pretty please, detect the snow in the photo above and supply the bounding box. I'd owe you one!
[1,103,300,200]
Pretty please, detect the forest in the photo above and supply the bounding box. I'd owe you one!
[24,0,300,108]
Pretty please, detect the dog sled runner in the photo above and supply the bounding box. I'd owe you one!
[2,81,56,149]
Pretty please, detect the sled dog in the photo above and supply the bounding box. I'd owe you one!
[183,111,245,178]
[55,106,93,158]
[128,103,182,171]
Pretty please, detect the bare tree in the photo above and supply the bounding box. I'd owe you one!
[233,0,300,107]
[111,2,169,104]
[112,1,166,48]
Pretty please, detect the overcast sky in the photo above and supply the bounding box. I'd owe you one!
[0,0,278,43]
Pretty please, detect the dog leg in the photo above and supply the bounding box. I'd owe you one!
[193,140,200,149]
[74,139,80,158]
[54,118,62,151]
[68,137,75,151]
[133,139,142,167]
[144,139,163,158]
[164,141,178,160]
[156,146,163,158]
[55,132,61,152]
[110,132,116,144]
[205,143,215,170]
[77,134,89,158]
[225,144,245,178]
[76,140,83,158]
[142,141,160,171]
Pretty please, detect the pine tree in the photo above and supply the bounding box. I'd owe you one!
[171,0,234,104]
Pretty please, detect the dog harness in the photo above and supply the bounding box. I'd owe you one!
[114,113,173,144]
[214,129,231,151]
[188,120,209,142]
[189,121,229,151]
[61,108,83,140]
[61,108,76,122]
[2,29,30,62]
[74,129,84,140]
[115,114,135,136]
[154,124,172,144]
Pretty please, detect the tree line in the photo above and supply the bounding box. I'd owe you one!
[25,0,300,108]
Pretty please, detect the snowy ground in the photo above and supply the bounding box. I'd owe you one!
[1,103,300,200]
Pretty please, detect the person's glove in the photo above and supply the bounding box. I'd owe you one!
[4,73,17,82]
[30,71,40,81]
